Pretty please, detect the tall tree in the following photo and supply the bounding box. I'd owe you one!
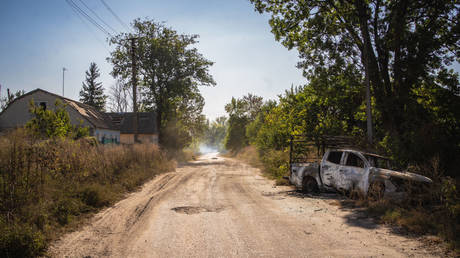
[224,94,264,151]
[204,116,227,150]
[251,0,460,168]
[79,62,107,111]
[250,0,459,135]
[108,18,215,149]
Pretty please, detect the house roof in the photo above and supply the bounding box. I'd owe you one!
[63,99,115,130]
[1,88,116,130]
[107,112,158,134]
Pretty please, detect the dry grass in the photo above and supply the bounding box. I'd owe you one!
[232,146,290,185]
[234,146,263,168]
[232,144,459,254]
[0,128,174,257]
[347,184,459,255]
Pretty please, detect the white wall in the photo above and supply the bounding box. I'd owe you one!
[0,90,93,130]
[95,129,120,144]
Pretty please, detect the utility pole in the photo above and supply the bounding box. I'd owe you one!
[129,38,139,143]
[62,67,67,97]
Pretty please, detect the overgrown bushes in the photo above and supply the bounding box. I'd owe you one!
[235,146,289,185]
[363,175,460,250]
[0,129,173,257]
[223,89,459,251]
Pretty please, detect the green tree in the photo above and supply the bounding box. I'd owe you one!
[224,94,264,151]
[251,0,459,131]
[26,100,89,139]
[251,0,460,172]
[204,116,227,151]
[79,62,107,111]
[108,19,215,149]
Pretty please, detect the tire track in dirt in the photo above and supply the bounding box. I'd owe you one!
[50,153,446,258]
[49,167,197,257]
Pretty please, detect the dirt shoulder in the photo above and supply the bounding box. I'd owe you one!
[50,153,448,257]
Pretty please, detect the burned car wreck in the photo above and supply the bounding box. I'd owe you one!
[288,136,433,199]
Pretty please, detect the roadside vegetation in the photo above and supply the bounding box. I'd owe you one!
[211,0,460,251]
[1,17,213,257]
[221,90,459,251]
[108,18,214,152]
[0,102,173,257]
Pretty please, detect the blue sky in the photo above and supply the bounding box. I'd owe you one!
[0,0,305,119]
[1,1,458,120]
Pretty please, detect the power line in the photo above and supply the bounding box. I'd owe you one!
[77,0,119,35]
[66,0,112,37]
[67,0,112,37]
[65,0,111,52]
[99,0,132,33]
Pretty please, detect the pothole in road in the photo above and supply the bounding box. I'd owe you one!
[171,206,224,215]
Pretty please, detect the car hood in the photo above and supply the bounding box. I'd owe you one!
[373,168,433,183]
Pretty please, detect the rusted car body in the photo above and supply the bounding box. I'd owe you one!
[289,148,432,198]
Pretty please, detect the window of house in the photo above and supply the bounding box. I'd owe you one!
[345,153,365,168]
[39,102,47,110]
[327,151,343,164]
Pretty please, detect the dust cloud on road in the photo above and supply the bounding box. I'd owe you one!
[50,153,442,257]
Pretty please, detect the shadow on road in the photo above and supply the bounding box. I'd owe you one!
[177,160,227,168]
[280,190,380,230]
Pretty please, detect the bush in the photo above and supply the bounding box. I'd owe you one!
[52,198,83,225]
[0,222,47,258]
[362,164,460,252]
[0,129,173,256]
[80,185,113,208]
[26,99,89,139]
[234,146,289,185]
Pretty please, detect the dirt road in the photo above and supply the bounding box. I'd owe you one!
[50,153,442,257]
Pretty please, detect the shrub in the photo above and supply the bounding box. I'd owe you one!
[52,199,81,226]
[234,146,289,185]
[0,129,173,256]
[0,222,47,258]
[26,99,89,139]
[79,185,113,208]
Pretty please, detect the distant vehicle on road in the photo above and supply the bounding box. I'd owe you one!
[288,136,432,199]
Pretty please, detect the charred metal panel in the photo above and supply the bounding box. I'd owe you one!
[289,146,433,198]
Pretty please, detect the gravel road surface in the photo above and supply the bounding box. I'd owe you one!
[50,153,443,257]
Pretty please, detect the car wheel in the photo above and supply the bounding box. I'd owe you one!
[367,182,385,200]
[302,177,319,193]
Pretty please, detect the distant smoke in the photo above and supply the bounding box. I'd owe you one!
[199,144,218,154]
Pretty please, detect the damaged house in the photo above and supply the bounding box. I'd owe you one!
[107,112,158,144]
[0,88,159,145]
[0,88,119,143]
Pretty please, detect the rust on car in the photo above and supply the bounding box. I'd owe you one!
[289,137,433,198]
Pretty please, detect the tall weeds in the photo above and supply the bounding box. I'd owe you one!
[234,145,459,252]
[0,129,173,257]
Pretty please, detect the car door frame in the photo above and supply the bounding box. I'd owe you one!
[320,150,345,188]
[338,151,369,192]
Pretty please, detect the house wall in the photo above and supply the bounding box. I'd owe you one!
[0,91,93,131]
[120,134,159,145]
[95,129,120,144]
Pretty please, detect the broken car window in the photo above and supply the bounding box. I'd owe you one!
[365,155,391,169]
[327,151,343,164]
[345,153,365,168]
